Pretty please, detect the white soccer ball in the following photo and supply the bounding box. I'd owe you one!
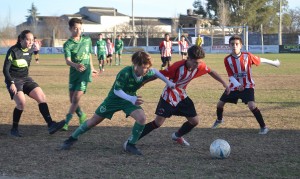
[210,139,231,159]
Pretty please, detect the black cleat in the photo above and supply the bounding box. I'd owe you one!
[48,120,65,134]
[10,128,22,137]
[123,140,142,155]
[60,136,78,150]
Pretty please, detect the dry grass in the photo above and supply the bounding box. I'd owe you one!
[0,53,299,179]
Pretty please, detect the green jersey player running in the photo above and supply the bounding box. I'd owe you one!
[60,51,175,155]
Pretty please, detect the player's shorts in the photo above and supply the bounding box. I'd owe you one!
[95,97,142,119]
[34,50,39,55]
[220,88,255,104]
[155,96,197,118]
[69,80,88,93]
[161,56,172,64]
[181,52,187,56]
[97,54,105,61]
[115,49,122,55]
[5,77,39,100]
[107,54,112,58]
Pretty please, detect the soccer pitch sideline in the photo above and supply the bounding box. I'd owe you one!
[0,53,299,178]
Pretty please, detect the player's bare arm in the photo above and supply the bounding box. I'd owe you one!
[209,70,230,95]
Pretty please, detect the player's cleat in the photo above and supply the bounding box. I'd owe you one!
[123,140,142,155]
[79,113,87,125]
[171,132,190,146]
[61,136,78,150]
[211,119,223,129]
[259,127,269,135]
[48,120,65,134]
[62,124,69,131]
[10,128,22,137]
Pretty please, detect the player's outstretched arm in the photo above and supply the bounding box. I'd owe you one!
[260,58,280,67]
[114,89,143,105]
[209,70,230,95]
[151,68,175,88]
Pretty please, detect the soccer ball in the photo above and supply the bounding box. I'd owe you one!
[210,139,231,159]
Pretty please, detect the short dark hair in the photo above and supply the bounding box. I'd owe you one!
[131,51,152,67]
[68,18,82,27]
[229,35,243,44]
[188,45,205,59]
[164,33,169,37]
[181,35,185,38]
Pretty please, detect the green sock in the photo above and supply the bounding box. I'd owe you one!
[65,113,73,125]
[75,107,83,117]
[128,122,145,145]
[71,121,90,139]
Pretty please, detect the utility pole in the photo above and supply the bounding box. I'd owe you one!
[132,0,136,46]
[278,0,282,45]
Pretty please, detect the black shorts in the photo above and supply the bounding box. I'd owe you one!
[5,77,39,100]
[220,88,255,104]
[161,56,171,64]
[155,96,197,118]
[181,52,187,56]
[34,51,39,55]
[107,54,112,58]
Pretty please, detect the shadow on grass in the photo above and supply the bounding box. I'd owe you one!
[0,124,299,179]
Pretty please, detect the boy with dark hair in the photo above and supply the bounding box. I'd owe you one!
[159,33,173,70]
[60,51,175,155]
[211,35,280,134]
[138,45,230,146]
[114,35,124,65]
[94,33,107,71]
[62,18,98,131]
[178,35,189,60]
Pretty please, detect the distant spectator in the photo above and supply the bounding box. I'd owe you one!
[33,37,42,63]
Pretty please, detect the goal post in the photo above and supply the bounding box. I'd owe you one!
[181,25,248,53]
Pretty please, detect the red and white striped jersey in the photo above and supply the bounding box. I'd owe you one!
[159,40,172,57]
[178,40,189,52]
[160,60,211,107]
[106,42,114,54]
[224,52,261,91]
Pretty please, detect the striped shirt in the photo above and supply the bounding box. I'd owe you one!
[178,40,189,52]
[224,52,261,91]
[159,40,172,57]
[106,42,114,54]
[160,60,211,107]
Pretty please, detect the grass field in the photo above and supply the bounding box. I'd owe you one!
[0,53,299,178]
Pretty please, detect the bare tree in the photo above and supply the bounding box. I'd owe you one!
[217,0,230,27]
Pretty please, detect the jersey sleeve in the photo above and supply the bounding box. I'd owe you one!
[3,49,14,82]
[63,41,71,59]
[248,52,261,66]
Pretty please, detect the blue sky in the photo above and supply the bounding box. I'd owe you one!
[0,0,300,27]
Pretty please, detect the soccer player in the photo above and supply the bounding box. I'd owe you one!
[2,30,65,137]
[114,35,124,65]
[60,51,175,155]
[211,35,280,134]
[94,33,107,71]
[62,18,98,131]
[159,33,173,70]
[33,37,42,63]
[178,35,189,60]
[138,45,230,146]
[106,38,114,66]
